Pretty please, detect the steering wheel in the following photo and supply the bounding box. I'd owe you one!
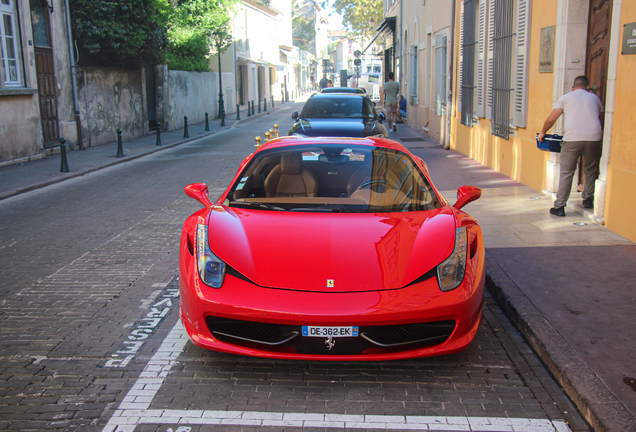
[356,179,394,194]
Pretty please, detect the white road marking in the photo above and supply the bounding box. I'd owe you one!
[102,320,573,432]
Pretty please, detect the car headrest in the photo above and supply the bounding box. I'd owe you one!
[281,153,302,175]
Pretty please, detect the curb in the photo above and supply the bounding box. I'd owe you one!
[485,252,636,432]
[0,105,286,202]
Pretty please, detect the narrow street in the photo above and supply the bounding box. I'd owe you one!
[0,102,588,432]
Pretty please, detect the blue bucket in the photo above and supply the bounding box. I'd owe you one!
[536,134,563,153]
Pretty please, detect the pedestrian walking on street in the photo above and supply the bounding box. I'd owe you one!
[319,74,328,90]
[383,72,400,133]
[538,76,603,217]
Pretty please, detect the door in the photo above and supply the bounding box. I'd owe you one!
[578,0,612,188]
[586,0,612,105]
[30,0,59,147]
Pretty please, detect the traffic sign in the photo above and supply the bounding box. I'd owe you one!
[354,50,362,58]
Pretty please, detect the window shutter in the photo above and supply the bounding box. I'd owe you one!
[475,0,487,117]
[513,0,531,127]
[485,0,495,119]
[458,4,464,114]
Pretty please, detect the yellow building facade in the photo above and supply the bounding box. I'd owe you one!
[450,0,636,243]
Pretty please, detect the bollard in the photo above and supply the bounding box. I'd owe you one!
[258,99,262,113]
[156,122,162,146]
[251,101,255,116]
[236,104,241,120]
[59,137,70,172]
[116,129,124,157]
[247,103,251,117]
[264,97,267,112]
[281,90,285,104]
[274,124,279,138]
[271,95,274,108]
[205,112,210,131]
[255,136,262,150]
[183,116,189,138]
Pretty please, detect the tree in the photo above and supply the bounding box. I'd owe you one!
[71,0,169,68]
[331,0,382,41]
[292,0,315,53]
[166,0,237,71]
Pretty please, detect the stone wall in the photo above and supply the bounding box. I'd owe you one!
[76,67,146,148]
[165,70,218,131]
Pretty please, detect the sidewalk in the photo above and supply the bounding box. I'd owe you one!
[1,109,635,431]
[0,100,291,201]
[392,123,636,432]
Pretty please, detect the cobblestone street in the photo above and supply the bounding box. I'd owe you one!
[0,104,590,431]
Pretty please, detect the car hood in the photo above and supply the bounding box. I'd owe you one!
[206,206,456,292]
[291,118,385,137]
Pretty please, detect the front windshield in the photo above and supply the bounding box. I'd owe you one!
[225,145,442,213]
[300,97,376,119]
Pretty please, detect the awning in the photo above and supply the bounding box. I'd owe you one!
[363,16,396,54]
[237,56,273,67]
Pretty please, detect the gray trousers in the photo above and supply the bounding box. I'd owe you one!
[555,140,602,208]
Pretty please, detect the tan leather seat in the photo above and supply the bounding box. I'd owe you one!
[264,153,318,197]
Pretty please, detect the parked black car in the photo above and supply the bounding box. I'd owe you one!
[320,87,366,94]
[289,93,388,138]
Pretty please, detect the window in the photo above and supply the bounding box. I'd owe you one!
[460,0,531,138]
[409,45,417,100]
[491,0,514,138]
[1,0,22,86]
[459,0,477,126]
[435,34,447,116]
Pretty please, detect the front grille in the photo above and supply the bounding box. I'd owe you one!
[206,316,455,355]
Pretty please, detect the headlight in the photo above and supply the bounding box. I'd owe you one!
[436,227,467,292]
[196,224,226,288]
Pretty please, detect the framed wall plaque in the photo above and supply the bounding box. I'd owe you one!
[539,26,555,73]
[622,22,636,55]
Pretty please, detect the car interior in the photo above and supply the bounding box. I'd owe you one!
[227,145,441,212]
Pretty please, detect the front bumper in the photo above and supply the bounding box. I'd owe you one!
[179,259,485,361]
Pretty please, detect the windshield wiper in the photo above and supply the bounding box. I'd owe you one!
[229,201,286,211]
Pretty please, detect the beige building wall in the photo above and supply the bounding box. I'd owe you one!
[449,0,636,243]
[0,0,77,162]
[399,1,452,145]
[605,1,636,242]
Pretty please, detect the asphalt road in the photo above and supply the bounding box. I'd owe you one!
[0,102,589,431]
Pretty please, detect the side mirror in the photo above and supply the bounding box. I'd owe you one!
[453,185,481,210]
[291,111,299,120]
[378,111,386,122]
[185,183,213,207]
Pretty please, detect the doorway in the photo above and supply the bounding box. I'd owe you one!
[30,0,59,147]
[577,0,612,190]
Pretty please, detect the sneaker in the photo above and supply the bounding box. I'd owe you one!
[393,125,397,133]
[549,206,566,217]
[582,198,593,209]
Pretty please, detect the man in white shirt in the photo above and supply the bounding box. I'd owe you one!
[538,76,603,217]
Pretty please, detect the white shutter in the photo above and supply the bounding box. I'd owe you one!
[458,3,464,114]
[475,0,487,117]
[485,0,495,119]
[513,0,531,127]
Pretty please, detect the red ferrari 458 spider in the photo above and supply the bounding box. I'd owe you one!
[179,136,485,360]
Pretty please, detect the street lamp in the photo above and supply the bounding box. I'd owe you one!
[217,43,226,126]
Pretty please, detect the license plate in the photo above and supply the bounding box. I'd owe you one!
[302,326,358,337]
